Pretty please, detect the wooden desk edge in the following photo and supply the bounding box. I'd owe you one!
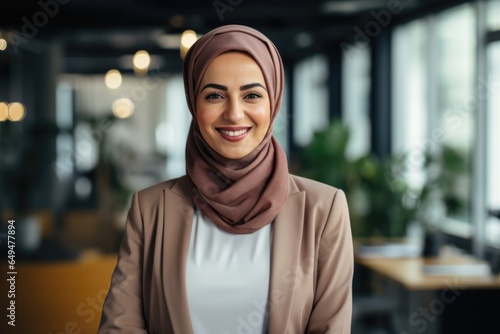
[355,255,500,290]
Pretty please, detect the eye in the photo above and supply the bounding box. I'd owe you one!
[205,92,224,100]
[245,92,262,99]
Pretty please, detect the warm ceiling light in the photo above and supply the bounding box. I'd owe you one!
[181,30,197,49]
[105,69,122,89]
[8,102,26,122]
[112,98,135,119]
[0,102,8,121]
[0,38,7,51]
[133,50,151,70]
[180,30,198,59]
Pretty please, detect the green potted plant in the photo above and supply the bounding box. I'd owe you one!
[296,120,416,239]
[416,145,468,256]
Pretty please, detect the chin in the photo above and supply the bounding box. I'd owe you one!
[217,148,251,160]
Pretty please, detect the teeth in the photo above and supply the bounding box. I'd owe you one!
[219,129,249,137]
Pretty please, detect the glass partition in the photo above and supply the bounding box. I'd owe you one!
[485,40,500,247]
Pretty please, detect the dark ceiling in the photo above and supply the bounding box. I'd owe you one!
[0,0,467,74]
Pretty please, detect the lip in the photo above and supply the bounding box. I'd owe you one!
[216,126,251,142]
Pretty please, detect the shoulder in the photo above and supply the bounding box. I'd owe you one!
[289,174,345,203]
[288,174,348,222]
[135,175,188,202]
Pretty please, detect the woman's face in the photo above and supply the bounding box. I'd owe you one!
[196,51,271,160]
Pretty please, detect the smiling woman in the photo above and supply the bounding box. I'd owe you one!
[196,51,271,159]
[98,24,353,334]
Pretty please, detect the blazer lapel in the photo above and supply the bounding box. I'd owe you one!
[161,177,195,333]
[268,177,305,333]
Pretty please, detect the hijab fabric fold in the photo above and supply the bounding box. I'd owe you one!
[183,24,289,234]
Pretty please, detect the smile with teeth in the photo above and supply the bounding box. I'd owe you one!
[218,128,250,137]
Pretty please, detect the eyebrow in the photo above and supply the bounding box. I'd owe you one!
[200,82,267,92]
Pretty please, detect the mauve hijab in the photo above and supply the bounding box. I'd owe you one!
[183,24,289,234]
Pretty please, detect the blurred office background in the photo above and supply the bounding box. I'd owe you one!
[0,0,500,333]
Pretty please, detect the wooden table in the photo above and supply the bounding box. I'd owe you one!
[354,255,500,334]
[355,255,500,290]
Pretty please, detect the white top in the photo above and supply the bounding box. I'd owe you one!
[186,209,272,334]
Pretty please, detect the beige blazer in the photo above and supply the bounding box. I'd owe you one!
[98,174,353,333]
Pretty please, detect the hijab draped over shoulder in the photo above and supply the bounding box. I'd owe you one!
[183,24,289,234]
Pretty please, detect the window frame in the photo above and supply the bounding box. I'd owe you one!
[390,1,500,257]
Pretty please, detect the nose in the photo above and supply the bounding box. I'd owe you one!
[223,98,244,122]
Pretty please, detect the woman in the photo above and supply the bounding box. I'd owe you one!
[98,24,353,334]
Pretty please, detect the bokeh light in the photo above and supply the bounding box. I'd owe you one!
[8,102,26,121]
[112,98,135,119]
[104,69,122,89]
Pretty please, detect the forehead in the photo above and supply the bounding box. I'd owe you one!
[203,51,264,77]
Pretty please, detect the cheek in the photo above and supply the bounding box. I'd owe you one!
[254,105,271,132]
[195,102,214,130]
